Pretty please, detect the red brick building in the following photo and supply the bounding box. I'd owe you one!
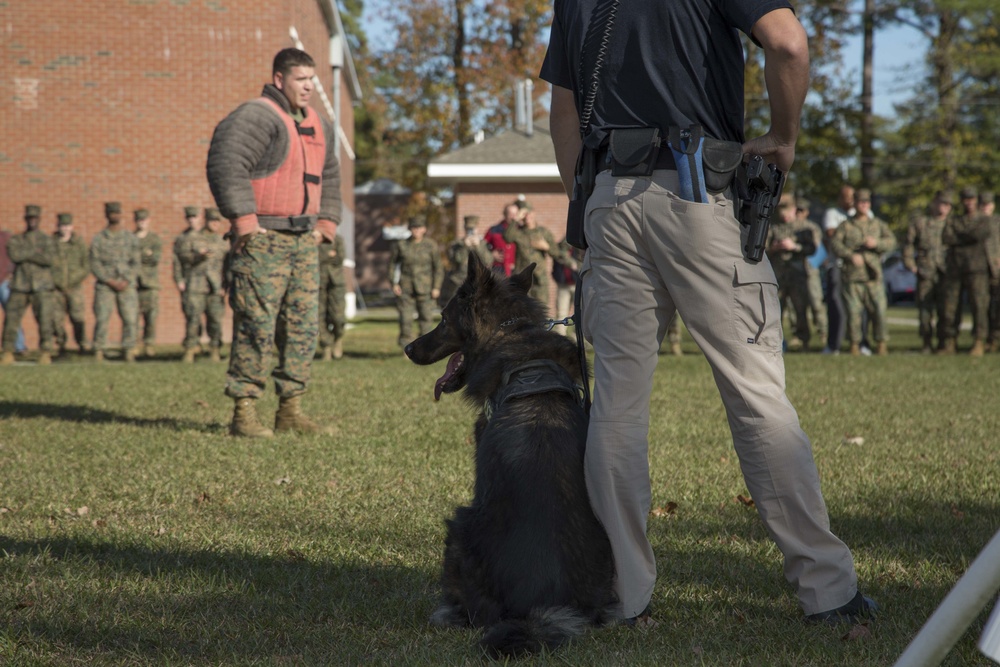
[2,0,360,349]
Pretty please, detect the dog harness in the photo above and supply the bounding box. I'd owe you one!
[483,359,585,422]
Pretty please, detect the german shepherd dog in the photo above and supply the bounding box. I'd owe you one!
[405,253,617,658]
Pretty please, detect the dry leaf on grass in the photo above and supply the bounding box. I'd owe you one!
[736,494,755,507]
[195,400,210,408]
[951,504,964,520]
[841,623,871,641]
[274,477,291,485]
[842,436,865,446]
[650,502,678,517]
[195,492,211,504]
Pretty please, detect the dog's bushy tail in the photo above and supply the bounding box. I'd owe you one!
[480,606,590,659]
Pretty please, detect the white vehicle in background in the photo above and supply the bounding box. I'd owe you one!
[883,251,917,303]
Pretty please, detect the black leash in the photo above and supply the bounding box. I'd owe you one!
[573,274,591,413]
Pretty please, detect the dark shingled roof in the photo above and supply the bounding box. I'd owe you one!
[430,117,555,166]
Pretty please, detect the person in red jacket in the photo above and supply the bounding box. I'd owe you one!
[207,47,341,438]
[483,202,520,276]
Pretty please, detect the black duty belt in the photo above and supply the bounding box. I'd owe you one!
[258,215,316,233]
[595,145,675,173]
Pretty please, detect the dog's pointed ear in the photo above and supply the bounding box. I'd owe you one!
[510,263,535,294]
[467,251,486,283]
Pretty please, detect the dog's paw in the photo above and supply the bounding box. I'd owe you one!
[430,603,467,628]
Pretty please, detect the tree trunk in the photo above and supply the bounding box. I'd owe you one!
[860,0,875,188]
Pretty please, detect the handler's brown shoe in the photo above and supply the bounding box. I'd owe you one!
[274,395,320,434]
[970,340,985,357]
[1,351,15,365]
[230,398,274,438]
[182,347,197,364]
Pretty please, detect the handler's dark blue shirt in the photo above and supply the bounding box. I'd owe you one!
[540,0,792,144]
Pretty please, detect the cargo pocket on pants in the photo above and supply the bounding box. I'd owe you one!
[732,262,782,352]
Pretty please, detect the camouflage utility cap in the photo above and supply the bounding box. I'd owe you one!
[204,207,222,221]
[960,186,978,200]
[105,201,122,215]
[934,190,954,205]
[184,206,199,218]
[979,191,995,205]
[463,215,480,230]
[57,213,73,226]
[134,208,150,221]
[854,189,872,203]
[25,204,42,218]
[408,215,427,229]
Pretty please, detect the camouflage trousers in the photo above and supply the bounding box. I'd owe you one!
[2,290,53,352]
[183,291,225,349]
[397,290,436,347]
[226,231,319,399]
[318,279,346,348]
[842,280,888,344]
[775,267,812,346]
[915,272,945,343]
[941,269,989,341]
[138,288,159,346]
[806,267,828,343]
[51,286,89,350]
[529,276,550,314]
[93,284,139,351]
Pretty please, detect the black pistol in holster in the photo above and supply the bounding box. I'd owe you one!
[737,155,785,262]
[566,147,598,250]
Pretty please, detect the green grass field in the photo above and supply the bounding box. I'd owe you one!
[1,306,997,666]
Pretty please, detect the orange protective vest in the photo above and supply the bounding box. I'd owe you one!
[250,97,327,218]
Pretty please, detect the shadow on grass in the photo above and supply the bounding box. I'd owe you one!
[0,401,223,433]
[0,535,434,662]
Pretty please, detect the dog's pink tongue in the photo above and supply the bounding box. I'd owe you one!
[434,352,464,401]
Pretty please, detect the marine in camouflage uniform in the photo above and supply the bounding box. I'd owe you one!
[939,187,991,355]
[1,204,56,364]
[797,205,828,347]
[830,189,897,355]
[173,207,202,349]
[766,194,818,351]
[439,216,492,308]
[175,209,229,362]
[980,192,1000,351]
[903,190,950,353]
[206,48,342,437]
[317,233,347,360]
[390,216,442,347]
[502,207,573,312]
[51,213,91,354]
[134,208,162,356]
[90,201,141,362]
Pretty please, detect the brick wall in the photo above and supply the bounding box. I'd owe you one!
[2,0,355,349]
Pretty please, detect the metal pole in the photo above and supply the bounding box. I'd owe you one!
[893,528,1000,667]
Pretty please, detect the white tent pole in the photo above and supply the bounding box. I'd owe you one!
[893,528,1000,667]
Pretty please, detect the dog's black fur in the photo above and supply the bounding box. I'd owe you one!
[405,253,616,658]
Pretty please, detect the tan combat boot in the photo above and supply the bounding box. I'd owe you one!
[936,338,956,355]
[209,347,221,363]
[145,345,156,358]
[320,346,333,362]
[332,337,344,360]
[124,348,137,363]
[1,351,14,365]
[670,342,683,357]
[876,341,888,356]
[94,350,105,363]
[182,347,197,364]
[230,398,274,438]
[274,395,320,434]
[970,339,985,357]
[38,351,52,365]
[849,343,861,356]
